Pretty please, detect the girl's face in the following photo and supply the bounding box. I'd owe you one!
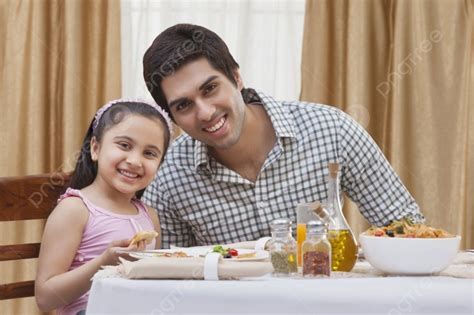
[91,114,166,197]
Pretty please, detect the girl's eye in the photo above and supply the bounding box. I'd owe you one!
[118,142,130,150]
[145,150,159,158]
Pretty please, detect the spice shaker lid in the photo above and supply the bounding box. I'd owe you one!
[270,218,292,231]
[306,220,327,234]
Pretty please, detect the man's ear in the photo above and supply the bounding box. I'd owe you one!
[233,68,244,90]
[90,136,100,162]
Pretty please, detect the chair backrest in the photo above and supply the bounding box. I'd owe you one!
[0,173,70,300]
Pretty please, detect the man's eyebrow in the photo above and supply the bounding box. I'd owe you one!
[168,97,187,109]
[168,75,219,109]
[198,75,218,91]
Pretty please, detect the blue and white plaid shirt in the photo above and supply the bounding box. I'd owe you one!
[143,89,424,248]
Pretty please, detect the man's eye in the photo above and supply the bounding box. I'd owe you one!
[204,83,217,95]
[176,101,190,112]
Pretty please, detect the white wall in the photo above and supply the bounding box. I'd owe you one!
[120,0,305,102]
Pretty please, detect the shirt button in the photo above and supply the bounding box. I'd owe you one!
[258,202,267,209]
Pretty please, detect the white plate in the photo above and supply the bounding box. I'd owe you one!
[128,248,269,261]
[229,249,269,262]
[128,248,202,259]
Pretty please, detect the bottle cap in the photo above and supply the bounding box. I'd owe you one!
[306,220,327,234]
[270,218,292,231]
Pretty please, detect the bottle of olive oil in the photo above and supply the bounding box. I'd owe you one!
[324,163,358,272]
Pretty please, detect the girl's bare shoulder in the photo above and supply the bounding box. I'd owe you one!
[48,196,89,223]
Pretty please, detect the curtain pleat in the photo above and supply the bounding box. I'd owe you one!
[300,0,473,249]
[0,0,121,313]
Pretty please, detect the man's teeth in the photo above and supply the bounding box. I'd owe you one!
[205,117,225,132]
[119,170,139,178]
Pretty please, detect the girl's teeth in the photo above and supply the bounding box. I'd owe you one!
[120,170,138,178]
[205,117,225,132]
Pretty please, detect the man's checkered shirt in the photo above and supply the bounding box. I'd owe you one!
[143,89,424,248]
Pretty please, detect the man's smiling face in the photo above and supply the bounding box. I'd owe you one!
[162,57,246,150]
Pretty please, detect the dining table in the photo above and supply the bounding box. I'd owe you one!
[86,251,473,314]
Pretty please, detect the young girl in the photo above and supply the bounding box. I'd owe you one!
[35,99,173,315]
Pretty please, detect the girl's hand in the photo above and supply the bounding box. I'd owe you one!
[101,239,147,266]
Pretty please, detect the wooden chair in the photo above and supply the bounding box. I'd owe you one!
[0,173,70,300]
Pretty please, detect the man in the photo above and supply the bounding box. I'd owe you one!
[142,23,424,248]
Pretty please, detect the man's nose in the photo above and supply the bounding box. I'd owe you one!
[196,99,215,122]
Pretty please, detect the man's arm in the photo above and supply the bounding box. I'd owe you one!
[142,176,197,248]
[336,110,425,226]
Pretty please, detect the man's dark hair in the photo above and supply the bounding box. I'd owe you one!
[143,23,240,119]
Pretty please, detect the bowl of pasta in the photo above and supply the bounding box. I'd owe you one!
[359,219,461,275]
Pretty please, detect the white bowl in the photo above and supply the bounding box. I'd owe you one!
[359,234,461,275]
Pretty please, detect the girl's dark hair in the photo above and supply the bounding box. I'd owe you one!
[143,23,240,119]
[68,102,171,199]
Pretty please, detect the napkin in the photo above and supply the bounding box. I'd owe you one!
[439,251,474,279]
[98,257,273,280]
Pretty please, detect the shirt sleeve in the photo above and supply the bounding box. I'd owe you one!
[142,176,197,249]
[336,110,425,226]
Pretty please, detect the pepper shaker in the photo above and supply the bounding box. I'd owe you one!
[302,220,331,277]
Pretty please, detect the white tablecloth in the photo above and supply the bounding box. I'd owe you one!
[86,274,473,314]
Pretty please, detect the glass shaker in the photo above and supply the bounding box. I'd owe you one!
[296,202,321,267]
[268,218,298,276]
[302,220,331,277]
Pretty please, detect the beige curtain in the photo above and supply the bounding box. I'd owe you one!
[300,0,473,249]
[0,0,121,313]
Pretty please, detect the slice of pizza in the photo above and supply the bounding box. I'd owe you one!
[129,230,159,246]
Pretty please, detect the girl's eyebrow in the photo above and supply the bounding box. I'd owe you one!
[114,135,135,143]
[147,145,162,155]
[114,136,161,154]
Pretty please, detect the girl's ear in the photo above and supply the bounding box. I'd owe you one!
[90,136,100,162]
[233,69,244,90]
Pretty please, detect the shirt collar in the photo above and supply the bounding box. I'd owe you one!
[194,88,297,174]
[252,89,296,139]
[194,139,212,175]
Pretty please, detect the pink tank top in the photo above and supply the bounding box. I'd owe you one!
[57,188,156,315]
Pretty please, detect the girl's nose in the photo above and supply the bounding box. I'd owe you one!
[126,152,142,168]
[196,99,216,122]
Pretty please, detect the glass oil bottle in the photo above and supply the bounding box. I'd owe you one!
[322,163,358,272]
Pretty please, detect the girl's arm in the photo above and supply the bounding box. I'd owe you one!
[146,205,162,249]
[35,197,144,312]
